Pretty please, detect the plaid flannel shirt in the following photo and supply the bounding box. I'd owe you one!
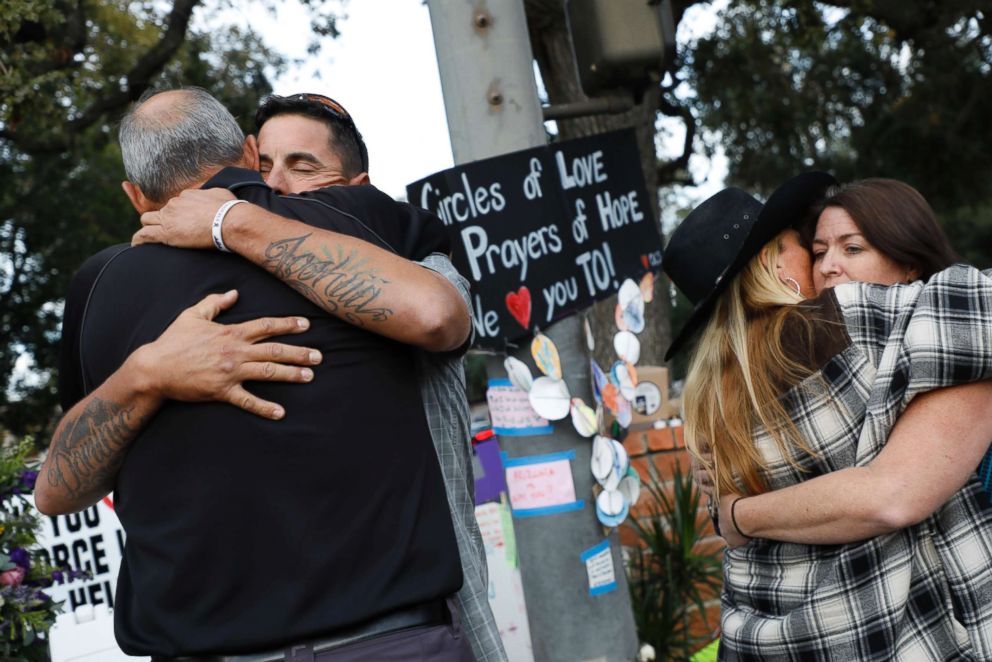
[418,254,508,662]
[721,265,992,661]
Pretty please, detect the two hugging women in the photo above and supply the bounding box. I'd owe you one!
[666,174,992,660]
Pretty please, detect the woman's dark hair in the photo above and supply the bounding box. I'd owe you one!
[799,178,959,280]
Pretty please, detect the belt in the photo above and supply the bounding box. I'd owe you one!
[157,599,447,662]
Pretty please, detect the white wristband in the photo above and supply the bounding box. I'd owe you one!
[211,199,248,253]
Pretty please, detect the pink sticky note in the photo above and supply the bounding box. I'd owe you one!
[506,459,577,511]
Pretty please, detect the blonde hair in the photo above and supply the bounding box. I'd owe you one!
[682,235,817,496]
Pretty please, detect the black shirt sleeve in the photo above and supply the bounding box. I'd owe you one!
[57,244,132,410]
[298,184,451,259]
[213,168,452,260]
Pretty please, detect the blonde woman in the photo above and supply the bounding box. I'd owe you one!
[664,173,992,660]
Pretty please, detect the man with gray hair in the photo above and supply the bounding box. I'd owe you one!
[42,87,477,660]
[136,90,507,662]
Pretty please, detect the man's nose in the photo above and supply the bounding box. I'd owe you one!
[266,168,289,195]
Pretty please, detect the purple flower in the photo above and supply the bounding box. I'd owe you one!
[67,567,90,581]
[18,470,38,491]
[9,547,30,571]
[50,569,64,583]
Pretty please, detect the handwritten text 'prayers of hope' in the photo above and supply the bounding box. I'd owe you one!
[407,129,663,349]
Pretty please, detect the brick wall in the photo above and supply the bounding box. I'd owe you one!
[619,423,723,642]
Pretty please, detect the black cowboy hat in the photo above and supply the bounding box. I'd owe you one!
[663,171,837,361]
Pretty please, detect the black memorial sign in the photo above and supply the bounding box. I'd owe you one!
[407,129,662,349]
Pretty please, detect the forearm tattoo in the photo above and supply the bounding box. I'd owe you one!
[45,397,143,500]
[263,234,393,325]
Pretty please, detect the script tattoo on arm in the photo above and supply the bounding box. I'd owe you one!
[45,397,145,500]
[262,234,393,325]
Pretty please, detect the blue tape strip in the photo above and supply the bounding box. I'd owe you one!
[488,378,514,387]
[579,539,611,562]
[510,500,585,518]
[589,581,617,597]
[501,449,576,467]
[493,426,554,436]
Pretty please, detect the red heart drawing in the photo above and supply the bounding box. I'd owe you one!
[505,286,532,329]
[640,254,649,270]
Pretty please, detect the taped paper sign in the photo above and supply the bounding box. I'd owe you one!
[474,500,534,661]
[580,539,617,596]
[476,499,517,567]
[503,450,584,517]
[486,378,553,436]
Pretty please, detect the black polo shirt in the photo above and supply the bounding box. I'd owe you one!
[58,169,462,656]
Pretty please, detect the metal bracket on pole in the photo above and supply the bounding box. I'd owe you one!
[542,96,635,121]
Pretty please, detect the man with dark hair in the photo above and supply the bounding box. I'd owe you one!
[134,91,507,662]
[39,88,477,660]
[255,93,369,177]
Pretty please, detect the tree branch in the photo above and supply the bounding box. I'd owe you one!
[2,0,201,154]
[0,240,27,317]
[68,0,201,133]
[656,91,698,185]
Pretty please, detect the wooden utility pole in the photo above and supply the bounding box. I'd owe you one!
[426,2,638,661]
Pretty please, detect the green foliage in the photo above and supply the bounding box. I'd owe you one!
[627,463,723,661]
[0,0,350,439]
[686,1,992,268]
[0,438,85,661]
[465,352,488,404]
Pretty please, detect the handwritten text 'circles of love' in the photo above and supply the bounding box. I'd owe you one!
[418,150,648,338]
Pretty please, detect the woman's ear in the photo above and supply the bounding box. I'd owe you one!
[758,245,771,269]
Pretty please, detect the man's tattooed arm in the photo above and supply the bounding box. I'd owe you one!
[37,290,323,515]
[217,204,470,351]
[43,397,147,503]
[36,367,165,516]
[263,234,393,326]
[135,193,469,349]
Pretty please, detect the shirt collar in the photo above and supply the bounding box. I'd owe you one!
[202,166,268,191]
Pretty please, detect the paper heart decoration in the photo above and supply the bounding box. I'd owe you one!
[505,286,532,329]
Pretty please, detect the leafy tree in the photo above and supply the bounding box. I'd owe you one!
[526,0,992,377]
[688,0,992,267]
[6,0,992,432]
[0,0,342,438]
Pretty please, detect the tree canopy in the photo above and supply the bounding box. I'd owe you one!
[3,0,991,432]
[526,0,992,380]
[687,0,992,265]
[0,0,342,437]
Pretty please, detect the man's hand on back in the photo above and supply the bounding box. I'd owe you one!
[38,290,323,514]
[132,289,322,420]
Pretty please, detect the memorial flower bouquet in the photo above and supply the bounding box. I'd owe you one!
[0,438,83,662]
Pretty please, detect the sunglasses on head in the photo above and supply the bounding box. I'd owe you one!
[290,93,354,122]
